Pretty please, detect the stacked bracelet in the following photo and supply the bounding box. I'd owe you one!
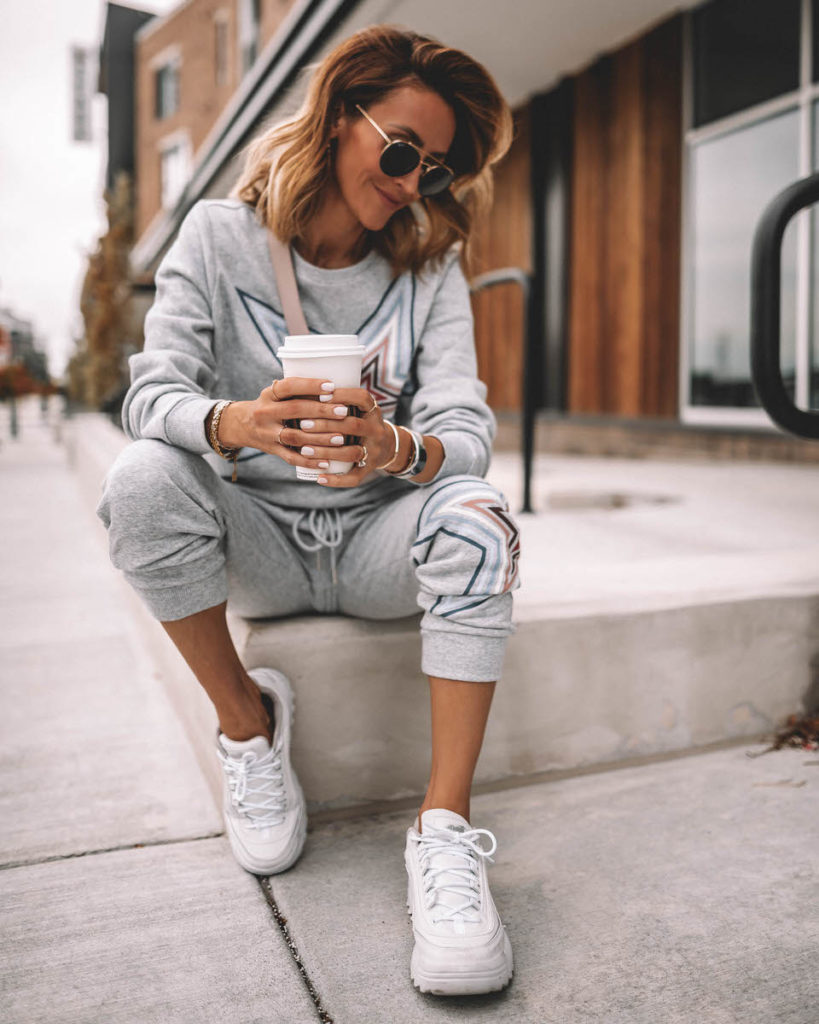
[208,400,241,483]
[390,428,422,478]
[378,424,429,480]
[375,420,402,471]
[378,423,415,476]
[408,431,429,478]
[376,422,434,480]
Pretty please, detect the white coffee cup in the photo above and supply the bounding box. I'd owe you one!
[279,334,366,481]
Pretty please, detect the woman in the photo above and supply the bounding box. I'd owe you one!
[97,24,520,996]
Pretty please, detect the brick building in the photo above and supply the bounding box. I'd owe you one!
[132,0,299,241]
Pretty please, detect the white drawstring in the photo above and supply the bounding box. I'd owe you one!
[291,508,343,585]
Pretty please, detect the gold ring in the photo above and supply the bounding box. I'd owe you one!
[271,379,283,400]
[364,397,378,416]
[358,444,368,468]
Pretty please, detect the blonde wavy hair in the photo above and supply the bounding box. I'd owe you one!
[229,24,513,278]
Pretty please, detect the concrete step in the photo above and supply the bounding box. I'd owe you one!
[494,409,819,463]
[67,413,819,811]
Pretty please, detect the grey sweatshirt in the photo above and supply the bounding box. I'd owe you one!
[122,198,496,509]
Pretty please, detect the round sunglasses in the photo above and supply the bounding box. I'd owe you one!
[355,104,454,197]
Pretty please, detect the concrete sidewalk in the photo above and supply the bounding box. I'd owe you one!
[1,398,817,1024]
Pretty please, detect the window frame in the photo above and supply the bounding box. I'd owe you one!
[152,46,182,121]
[238,0,261,76]
[159,130,192,211]
[680,0,815,427]
[214,9,230,88]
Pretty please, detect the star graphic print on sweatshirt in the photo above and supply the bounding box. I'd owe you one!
[235,260,413,418]
[122,199,496,509]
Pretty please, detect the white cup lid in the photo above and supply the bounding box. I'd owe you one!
[282,334,361,352]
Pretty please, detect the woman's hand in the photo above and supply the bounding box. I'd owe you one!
[311,384,398,487]
[217,378,395,485]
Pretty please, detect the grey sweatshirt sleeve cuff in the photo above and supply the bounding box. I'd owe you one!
[164,395,219,454]
[432,430,487,479]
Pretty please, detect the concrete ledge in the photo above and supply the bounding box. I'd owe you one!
[66,413,818,811]
[230,595,818,809]
[494,410,819,463]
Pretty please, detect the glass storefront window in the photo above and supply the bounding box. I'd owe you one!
[812,0,819,83]
[811,102,819,407]
[689,110,799,407]
[692,0,800,128]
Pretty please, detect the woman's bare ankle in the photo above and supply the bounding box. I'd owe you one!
[219,715,271,743]
[218,691,273,743]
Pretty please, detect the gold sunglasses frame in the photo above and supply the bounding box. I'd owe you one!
[354,104,454,194]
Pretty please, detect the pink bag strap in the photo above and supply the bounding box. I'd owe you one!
[267,230,309,336]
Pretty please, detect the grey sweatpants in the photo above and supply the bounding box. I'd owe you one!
[96,439,521,682]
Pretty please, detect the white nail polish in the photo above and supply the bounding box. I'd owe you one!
[318,461,330,468]
[301,446,315,455]
[333,406,347,416]
[331,435,344,445]
[321,382,335,392]
[301,420,315,429]
[319,394,333,402]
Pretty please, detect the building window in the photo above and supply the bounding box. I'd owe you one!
[689,111,799,408]
[684,0,818,422]
[214,15,229,87]
[71,45,96,143]
[238,0,261,76]
[155,58,180,119]
[160,136,190,209]
[692,0,800,127]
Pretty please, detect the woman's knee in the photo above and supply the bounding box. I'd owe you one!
[96,439,213,527]
[412,475,521,595]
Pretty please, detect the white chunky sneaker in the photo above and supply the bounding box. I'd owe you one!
[217,667,307,875]
[405,808,514,996]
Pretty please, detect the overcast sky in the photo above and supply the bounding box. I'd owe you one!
[0,0,177,378]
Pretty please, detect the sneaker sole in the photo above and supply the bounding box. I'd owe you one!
[406,877,514,995]
[223,668,308,876]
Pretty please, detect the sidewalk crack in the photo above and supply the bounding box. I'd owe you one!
[257,877,334,1024]
[0,830,225,871]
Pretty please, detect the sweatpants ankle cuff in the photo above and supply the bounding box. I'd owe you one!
[421,631,506,682]
[124,570,227,621]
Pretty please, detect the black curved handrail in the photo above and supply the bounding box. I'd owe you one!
[751,173,819,438]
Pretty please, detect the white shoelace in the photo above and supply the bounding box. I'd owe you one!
[217,745,287,828]
[411,826,498,924]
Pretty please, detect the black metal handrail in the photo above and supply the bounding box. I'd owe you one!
[469,268,535,513]
[751,173,819,438]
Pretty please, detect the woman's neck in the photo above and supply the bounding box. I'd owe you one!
[294,189,370,269]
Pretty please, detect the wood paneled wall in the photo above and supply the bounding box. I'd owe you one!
[470,106,532,411]
[569,15,682,417]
